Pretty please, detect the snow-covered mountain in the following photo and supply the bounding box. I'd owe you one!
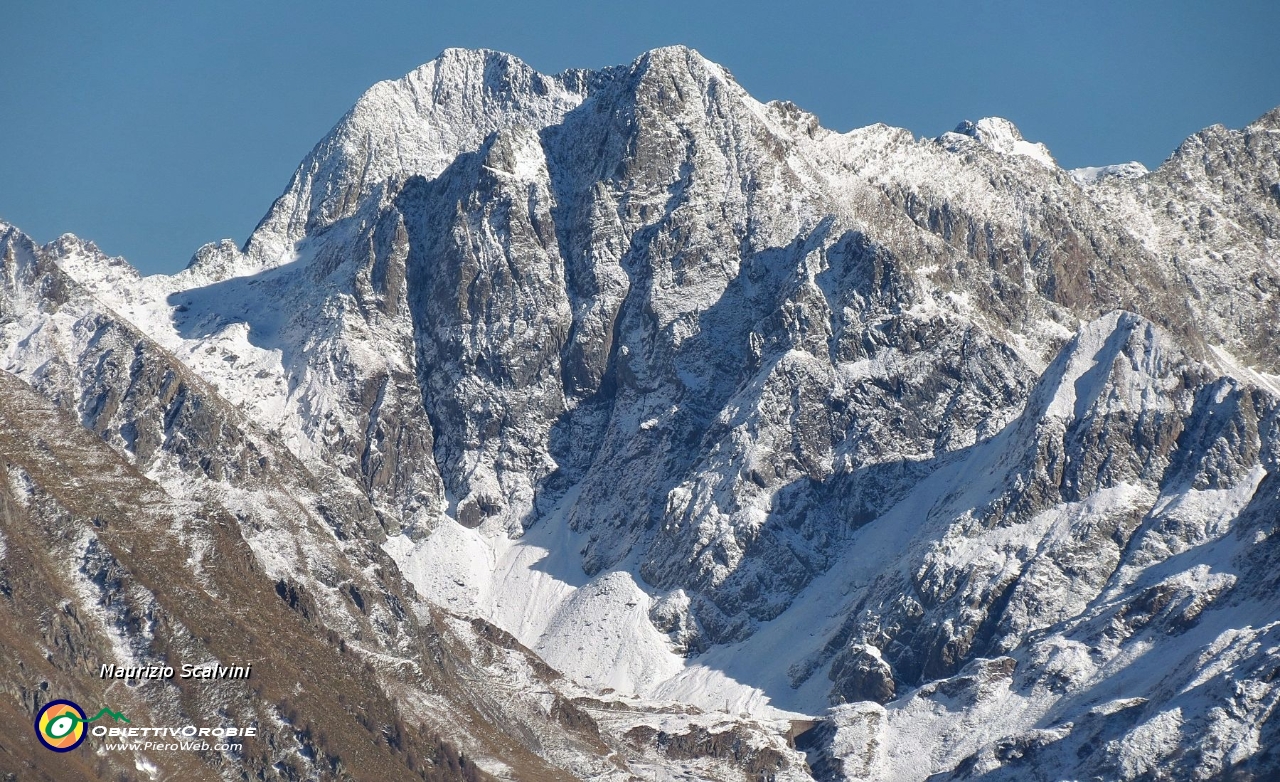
[4,46,1280,780]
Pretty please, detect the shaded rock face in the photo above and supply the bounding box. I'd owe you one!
[5,45,1280,782]
[819,313,1275,687]
[830,645,896,705]
[344,52,1052,651]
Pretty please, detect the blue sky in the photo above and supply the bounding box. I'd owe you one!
[3,0,1278,274]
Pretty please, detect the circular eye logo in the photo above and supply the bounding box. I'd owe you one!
[35,700,88,752]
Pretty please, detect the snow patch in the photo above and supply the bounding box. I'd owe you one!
[951,117,1057,167]
[1070,161,1149,185]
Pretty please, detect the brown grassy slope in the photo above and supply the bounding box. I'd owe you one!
[0,369,490,782]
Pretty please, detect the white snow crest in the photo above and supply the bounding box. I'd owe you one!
[949,117,1057,167]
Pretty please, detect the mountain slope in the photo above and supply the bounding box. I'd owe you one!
[0,220,811,780]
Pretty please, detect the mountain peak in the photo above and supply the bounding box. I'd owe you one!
[632,44,732,86]
[948,116,1056,167]
[0,220,33,254]
[44,232,140,286]
[410,46,539,86]
[240,47,586,272]
[434,45,517,61]
[638,44,706,64]
[7,44,1280,782]
[1247,104,1280,131]
[46,232,103,257]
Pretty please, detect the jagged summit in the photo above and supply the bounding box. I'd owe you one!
[238,47,590,276]
[0,220,33,264]
[397,46,567,104]
[1249,104,1280,130]
[632,44,728,78]
[431,45,528,65]
[945,116,1057,166]
[235,45,764,282]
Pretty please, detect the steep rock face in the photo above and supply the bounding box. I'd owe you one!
[839,117,1213,366]
[818,312,1272,687]
[373,50,1045,648]
[1078,108,1280,370]
[12,45,1280,781]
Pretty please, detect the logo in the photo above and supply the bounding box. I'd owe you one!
[34,700,129,752]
